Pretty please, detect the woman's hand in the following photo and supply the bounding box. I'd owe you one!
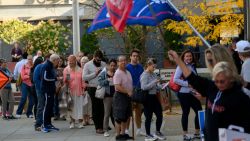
[168,50,179,62]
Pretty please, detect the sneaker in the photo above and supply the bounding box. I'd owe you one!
[154,131,166,140]
[125,129,129,134]
[104,131,110,137]
[193,133,201,139]
[123,134,133,140]
[15,114,21,118]
[8,115,17,119]
[41,127,50,133]
[2,115,8,120]
[115,134,123,140]
[183,134,192,141]
[47,124,59,131]
[78,123,85,129]
[35,126,41,131]
[136,129,146,136]
[69,122,75,129]
[145,134,157,141]
[27,115,34,118]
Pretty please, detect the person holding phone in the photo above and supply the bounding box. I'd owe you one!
[83,50,106,134]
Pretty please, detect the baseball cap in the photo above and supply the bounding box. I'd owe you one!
[235,40,250,53]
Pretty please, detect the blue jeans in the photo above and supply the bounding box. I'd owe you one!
[16,83,34,116]
[35,88,45,127]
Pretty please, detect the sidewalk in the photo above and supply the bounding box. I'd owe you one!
[0,106,201,141]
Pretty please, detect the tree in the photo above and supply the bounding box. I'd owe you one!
[164,0,244,47]
[23,20,72,54]
[0,20,33,44]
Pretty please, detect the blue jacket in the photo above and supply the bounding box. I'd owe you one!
[40,60,57,94]
[33,64,43,92]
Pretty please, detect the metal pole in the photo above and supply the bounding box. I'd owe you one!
[72,0,80,55]
[244,0,250,40]
[167,0,212,48]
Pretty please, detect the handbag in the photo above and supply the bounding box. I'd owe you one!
[95,85,105,99]
[131,88,148,103]
[16,73,22,86]
[168,72,181,92]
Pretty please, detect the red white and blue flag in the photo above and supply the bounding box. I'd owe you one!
[88,0,183,33]
[106,0,133,32]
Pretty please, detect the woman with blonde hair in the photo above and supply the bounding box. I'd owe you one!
[168,50,250,141]
[205,44,237,72]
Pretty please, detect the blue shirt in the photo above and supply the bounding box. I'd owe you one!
[126,63,144,88]
[33,64,43,91]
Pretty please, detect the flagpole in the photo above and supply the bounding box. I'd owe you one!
[166,0,211,48]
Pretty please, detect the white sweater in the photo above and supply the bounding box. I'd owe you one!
[82,60,106,87]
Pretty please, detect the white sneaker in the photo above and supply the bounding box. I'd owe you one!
[153,131,166,140]
[136,129,146,136]
[78,122,85,129]
[125,129,129,134]
[15,114,21,118]
[28,115,34,118]
[104,131,110,137]
[145,134,157,141]
[69,122,75,129]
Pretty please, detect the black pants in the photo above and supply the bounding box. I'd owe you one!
[88,87,104,130]
[177,92,202,131]
[143,94,163,135]
[43,92,54,127]
[32,85,38,119]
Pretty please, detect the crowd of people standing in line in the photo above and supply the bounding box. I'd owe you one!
[0,39,250,141]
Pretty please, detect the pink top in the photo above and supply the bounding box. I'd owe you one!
[20,64,32,86]
[63,66,86,96]
[113,68,133,92]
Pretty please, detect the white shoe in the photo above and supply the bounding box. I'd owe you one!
[78,123,85,129]
[28,115,34,118]
[104,131,110,137]
[136,129,146,136]
[125,129,129,134]
[15,114,21,118]
[153,131,166,140]
[69,122,75,129]
[145,134,157,141]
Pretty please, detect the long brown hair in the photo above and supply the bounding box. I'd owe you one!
[180,49,196,64]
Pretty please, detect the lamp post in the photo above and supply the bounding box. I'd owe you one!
[244,0,250,40]
[72,0,80,55]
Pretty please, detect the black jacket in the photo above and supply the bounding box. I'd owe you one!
[187,73,250,141]
[40,60,57,94]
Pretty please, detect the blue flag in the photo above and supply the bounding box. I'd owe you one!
[88,0,183,33]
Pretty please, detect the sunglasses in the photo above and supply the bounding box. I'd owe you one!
[214,80,226,84]
[207,59,213,64]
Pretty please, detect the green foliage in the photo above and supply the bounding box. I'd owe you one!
[0,19,71,54]
[163,29,183,52]
[80,23,99,55]
[23,20,72,54]
[0,20,33,44]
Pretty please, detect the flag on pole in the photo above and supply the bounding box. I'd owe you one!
[106,0,133,32]
[0,70,9,90]
[88,0,183,33]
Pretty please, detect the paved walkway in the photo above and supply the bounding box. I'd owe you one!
[0,106,201,141]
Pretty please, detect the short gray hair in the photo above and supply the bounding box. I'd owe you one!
[50,54,60,62]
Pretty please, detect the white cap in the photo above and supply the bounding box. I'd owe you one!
[235,40,250,53]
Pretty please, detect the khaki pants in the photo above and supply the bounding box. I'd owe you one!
[0,88,15,116]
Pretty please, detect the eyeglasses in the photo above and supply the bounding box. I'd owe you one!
[214,79,226,85]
